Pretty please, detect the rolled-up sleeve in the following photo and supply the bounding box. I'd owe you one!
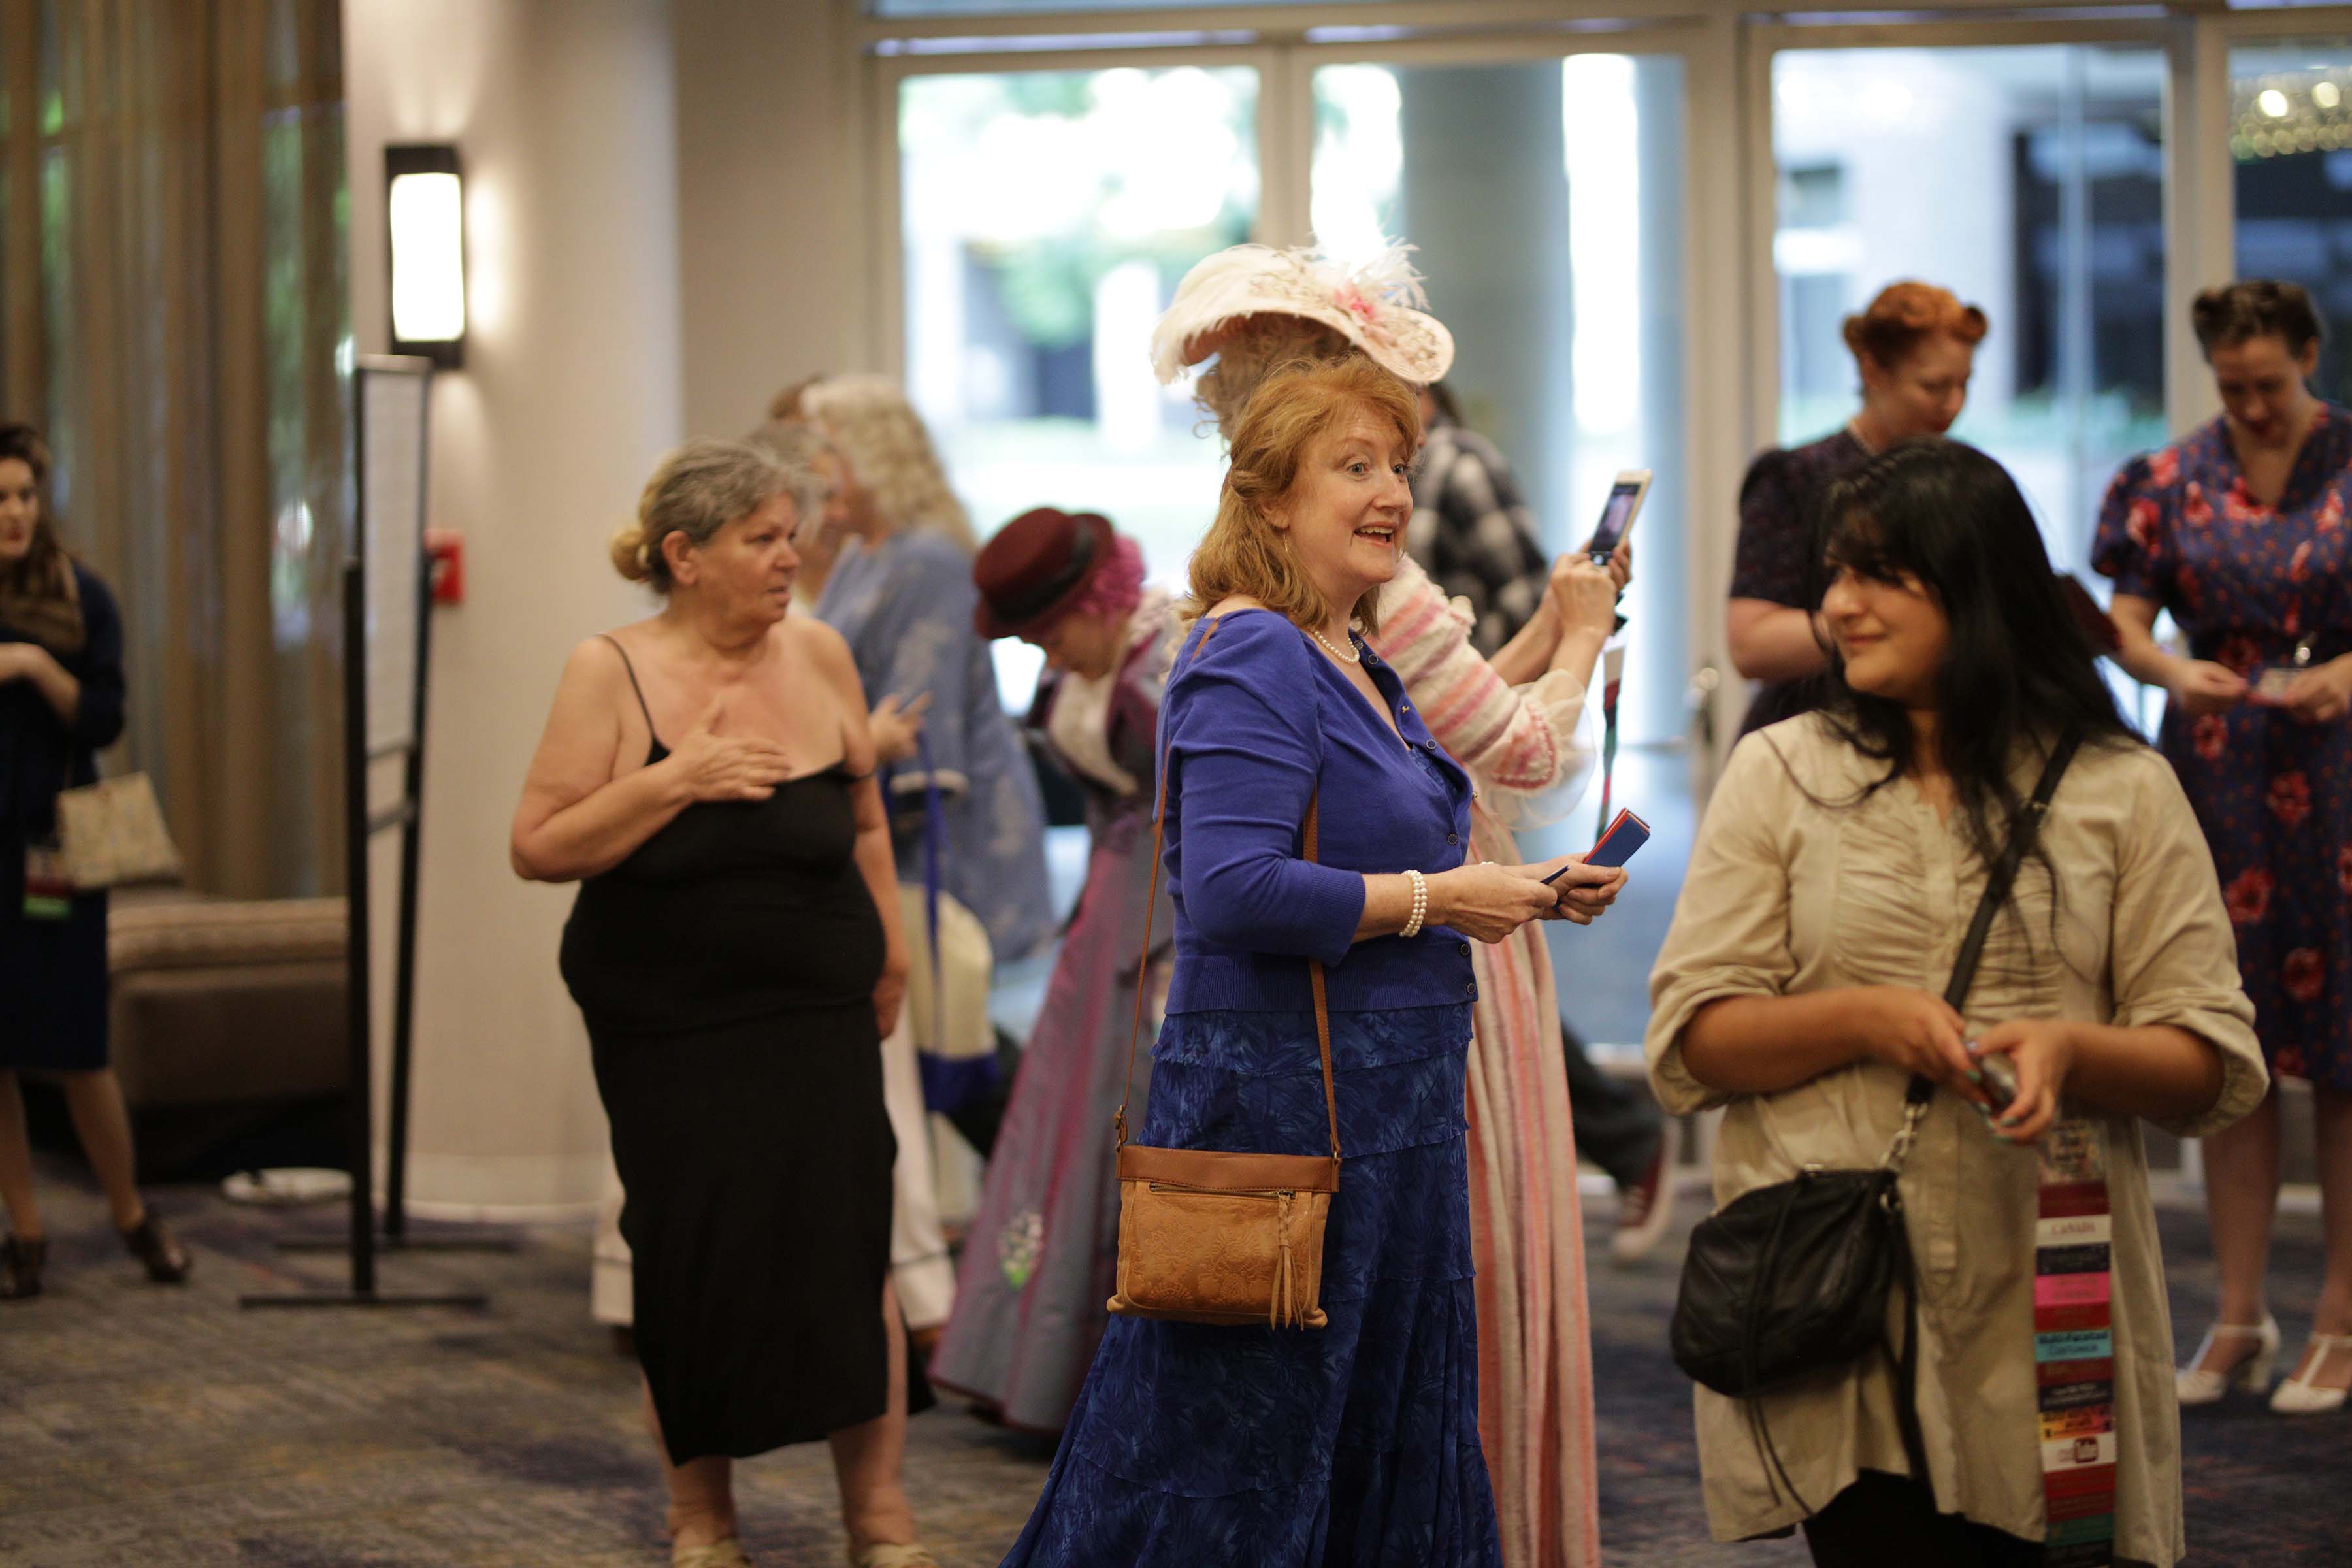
[1645,736,1800,1115]
[1169,619,1366,966]
[2107,753,2266,1138]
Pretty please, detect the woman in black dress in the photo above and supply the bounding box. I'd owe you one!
[1726,281,1986,734]
[0,421,189,1301]
[512,440,934,1568]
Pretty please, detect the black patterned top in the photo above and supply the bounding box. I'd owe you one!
[1729,427,1871,735]
[1405,413,1552,658]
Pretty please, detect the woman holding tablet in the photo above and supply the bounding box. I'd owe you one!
[1143,241,1633,1568]
[1002,354,1620,1567]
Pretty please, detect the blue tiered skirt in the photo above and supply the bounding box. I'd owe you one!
[1000,1001,1501,1568]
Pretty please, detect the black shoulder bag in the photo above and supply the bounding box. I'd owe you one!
[1667,732,2082,1515]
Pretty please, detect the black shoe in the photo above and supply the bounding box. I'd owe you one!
[120,1211,191,1284]
[0,1233,47,1299]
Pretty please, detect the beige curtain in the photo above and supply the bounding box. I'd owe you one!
[0,0,347,898]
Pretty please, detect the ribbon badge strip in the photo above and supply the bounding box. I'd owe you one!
[2034,1118,2119,1567]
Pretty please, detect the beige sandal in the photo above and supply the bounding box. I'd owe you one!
[846,1545,939,1568]
[2270,1331,2352,1416]
[672,1539,752,1568]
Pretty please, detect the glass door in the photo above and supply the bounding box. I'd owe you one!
[895,63,1264,704]
[2230,37,2352,403]
[1769,44,2169,579]
[1306,48,1693,1049]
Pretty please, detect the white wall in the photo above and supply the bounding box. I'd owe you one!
[344,0,687,1215]
[671,0,865,436]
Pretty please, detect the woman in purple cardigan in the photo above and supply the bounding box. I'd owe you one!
[1001,359,1625,1565]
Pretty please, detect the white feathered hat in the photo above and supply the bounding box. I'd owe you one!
[1149,242,1455,388]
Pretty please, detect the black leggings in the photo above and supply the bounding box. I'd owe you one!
[1800,1472,2042,1567]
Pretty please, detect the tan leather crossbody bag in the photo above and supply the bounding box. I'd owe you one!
[1105,621,1340,1331]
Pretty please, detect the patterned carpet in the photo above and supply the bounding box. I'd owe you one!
[1,1160,2345,1566]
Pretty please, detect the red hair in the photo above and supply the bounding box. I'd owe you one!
[1843,281,1988,370]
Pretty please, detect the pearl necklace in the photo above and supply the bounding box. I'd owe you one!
[1307,626,1360,664]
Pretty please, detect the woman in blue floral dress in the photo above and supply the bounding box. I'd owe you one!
[2093,280,2352,1416]
[1000,358,1625,1567]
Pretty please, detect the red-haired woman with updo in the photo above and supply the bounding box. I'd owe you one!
[1727,281,1987,734]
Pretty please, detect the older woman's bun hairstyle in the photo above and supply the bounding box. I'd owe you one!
[1842,280,1989,370]
[608,520,657,585]
[612,439,792,594]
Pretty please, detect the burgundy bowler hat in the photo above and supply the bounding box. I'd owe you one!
[973,507,1116,639]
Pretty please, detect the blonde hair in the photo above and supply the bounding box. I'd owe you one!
[798,374,975,554]
[1184,356,1422,636]
[609,439,792,593]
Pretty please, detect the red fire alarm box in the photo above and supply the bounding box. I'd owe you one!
[425,529,463,605]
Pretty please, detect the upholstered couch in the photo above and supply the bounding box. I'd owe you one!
[83,890,347,1178]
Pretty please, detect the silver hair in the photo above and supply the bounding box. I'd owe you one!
[611,438,792,593]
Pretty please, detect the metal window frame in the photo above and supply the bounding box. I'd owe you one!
[853,0,2352,764]
[857,5,1752,767]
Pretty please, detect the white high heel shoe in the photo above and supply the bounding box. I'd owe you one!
[2270,1331,2352,1416]
[2175,1315,2279,1406]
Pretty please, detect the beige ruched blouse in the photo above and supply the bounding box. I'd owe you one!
[1646,717,2265,1564]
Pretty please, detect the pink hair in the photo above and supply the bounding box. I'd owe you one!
[1054,531,1145,627]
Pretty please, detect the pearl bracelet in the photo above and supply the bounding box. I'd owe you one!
[1401,868,1428,939]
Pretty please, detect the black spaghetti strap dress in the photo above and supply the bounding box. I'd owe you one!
[561,643,913,1463]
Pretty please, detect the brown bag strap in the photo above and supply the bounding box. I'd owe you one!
[1114,617,1341,1166]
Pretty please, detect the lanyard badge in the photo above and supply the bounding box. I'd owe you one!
[22,838,71,920]
[2256,634,2319,703]
[2034,1118,2119,1566]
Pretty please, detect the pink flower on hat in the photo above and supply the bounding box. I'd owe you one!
[1332,282,1399,349]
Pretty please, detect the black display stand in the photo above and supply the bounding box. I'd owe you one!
[244,359,497,1309]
